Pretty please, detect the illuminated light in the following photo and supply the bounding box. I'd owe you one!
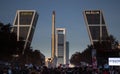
[21,12,33,15]
[85,11,100,14]
[85,11,91,14]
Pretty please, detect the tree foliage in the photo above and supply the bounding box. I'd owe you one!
[94,35,119,50]
[21,47,45,66]
[70,34,119,66]
[70,52,81,66]
[0,23,18,60]
[0,22,45,65]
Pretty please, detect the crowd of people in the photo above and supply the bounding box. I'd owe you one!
[0,64,120,74]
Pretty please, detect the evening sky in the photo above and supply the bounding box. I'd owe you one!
[0,0,120,58]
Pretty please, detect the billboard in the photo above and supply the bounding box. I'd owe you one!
[109,58,120,66]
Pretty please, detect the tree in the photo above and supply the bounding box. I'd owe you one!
[70,52,81,66]
[19,47,45,66]
[80,45,93,64]
[0,22,18,61]
[109,35,119,49]
[94,35,119,50]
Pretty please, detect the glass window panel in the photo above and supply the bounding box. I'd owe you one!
[86,14,100,24]
[19,27,29,40]
[58,44,64,46]
[58,56,63,58]
[58,34,64,44]
[58,49,64,55]
[102,26,108,40]
[20,12,34,25]
[89,26,100,40]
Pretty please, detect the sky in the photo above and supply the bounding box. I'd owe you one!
[0,0,120,58]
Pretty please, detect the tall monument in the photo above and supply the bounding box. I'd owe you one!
[51,11,56,58]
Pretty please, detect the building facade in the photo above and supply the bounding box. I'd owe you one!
[66,41,69,64]
[83,10,109,45]
[11,10,38,54]
[56,28,66,66]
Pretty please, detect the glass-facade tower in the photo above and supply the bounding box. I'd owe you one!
[12,10,38,54]
[56,28,66,66]
[83,10,109,45]
[66,41,69,64]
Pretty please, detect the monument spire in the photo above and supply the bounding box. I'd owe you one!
[51,11,55,58]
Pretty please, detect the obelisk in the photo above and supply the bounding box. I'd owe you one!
[51,11,55,58]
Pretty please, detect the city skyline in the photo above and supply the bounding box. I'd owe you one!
[0,0,120,58]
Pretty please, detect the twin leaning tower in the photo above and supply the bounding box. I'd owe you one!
[11,10,108,67]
